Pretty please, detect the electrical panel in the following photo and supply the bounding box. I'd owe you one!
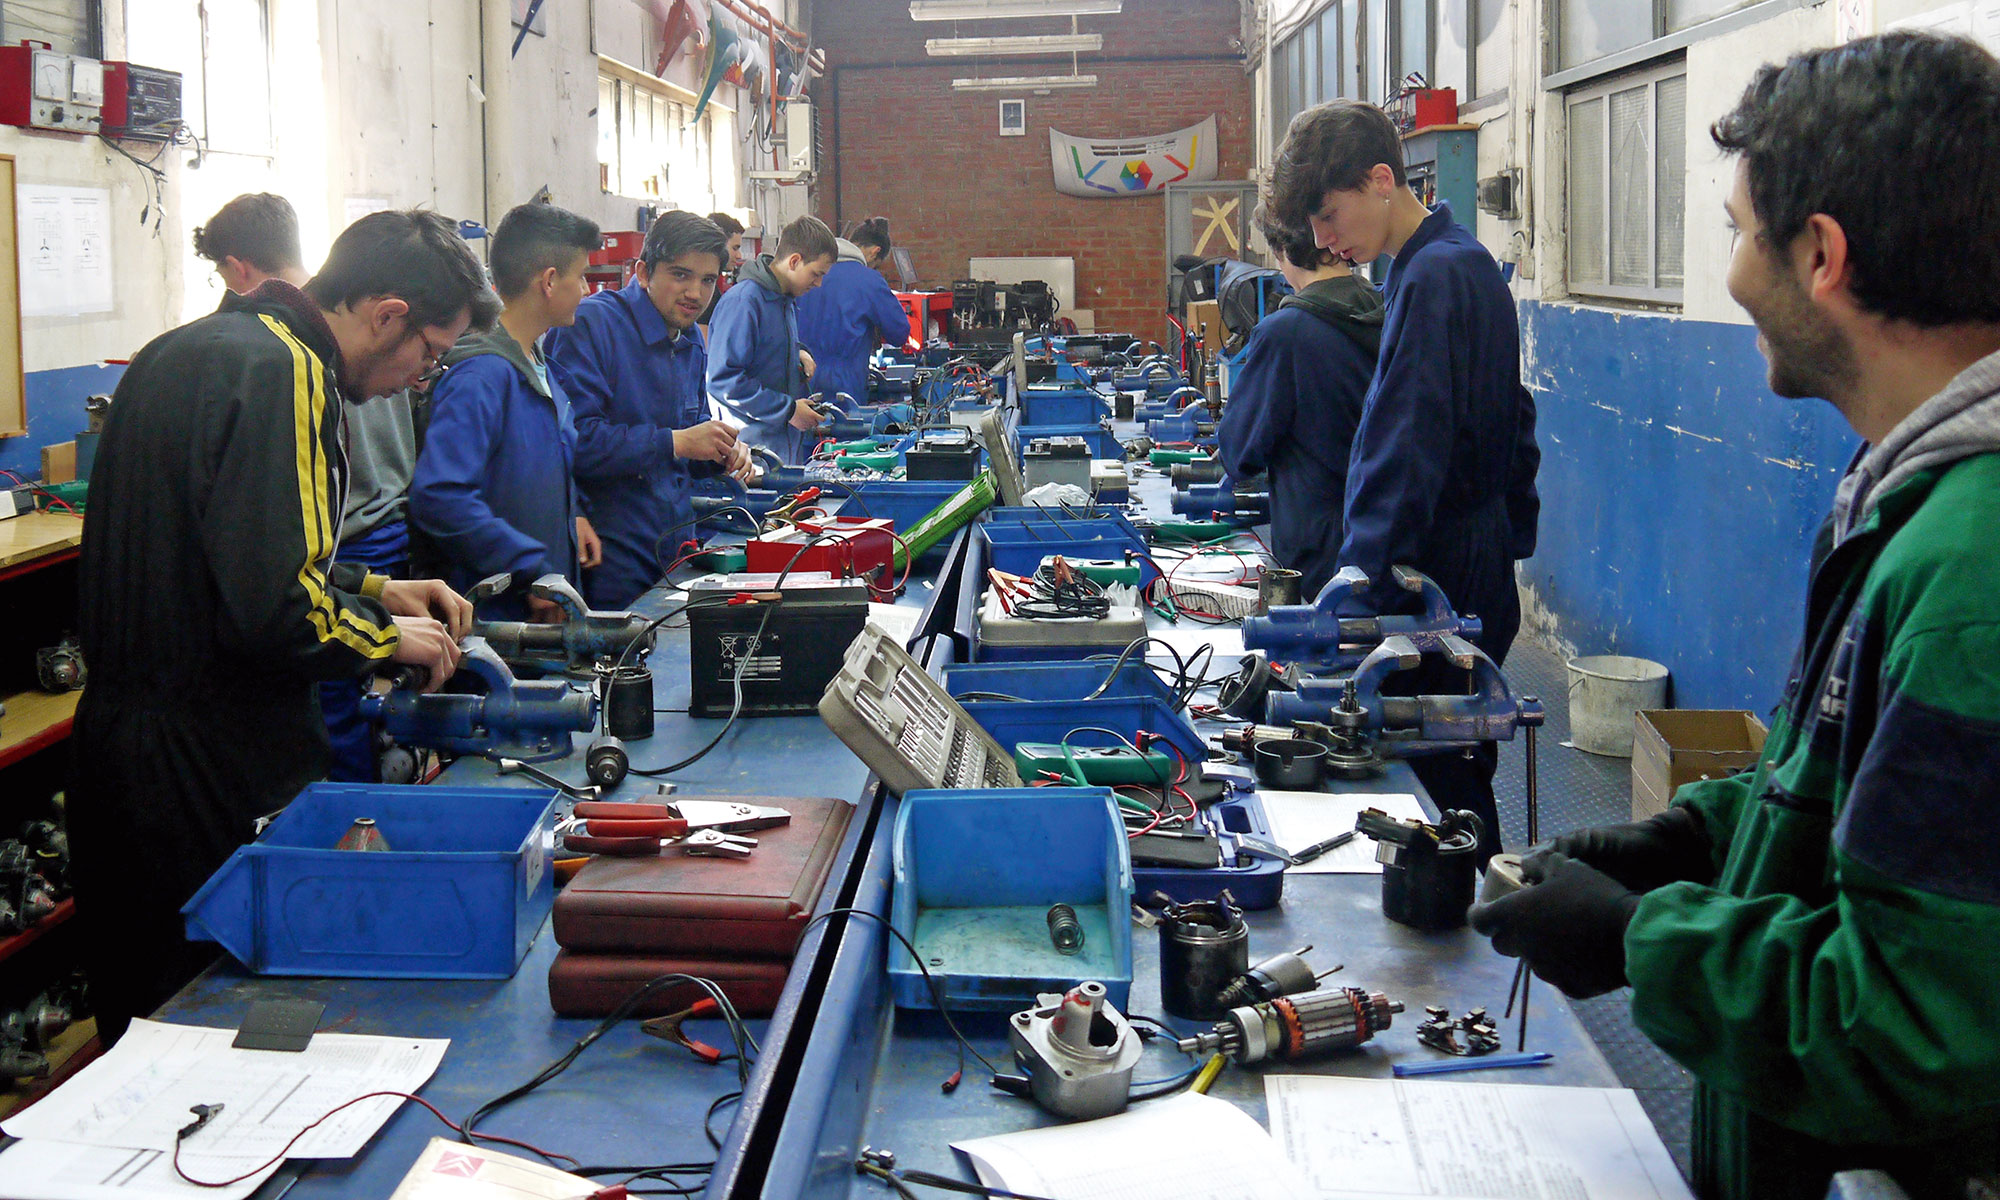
[102,62,184,139]
[0,41,106,134]
[784,101,815,175]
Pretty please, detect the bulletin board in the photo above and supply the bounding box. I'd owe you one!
[0,156,22,439]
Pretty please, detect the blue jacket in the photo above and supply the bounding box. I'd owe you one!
[708,254,811,463]
[545,279,718,610]
[1217,277,1383,597]
[796,242,912,406]
[1337,202,1540,663]
[410,324,580,622]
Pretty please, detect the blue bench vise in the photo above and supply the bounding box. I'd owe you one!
[811,395,916,441]
[1242,565,1485,674]
[1171,477,1269,524]
[361,637,600,762]
[1146,402,1218,446]
[1135,385,1203,426]
[467,573,655,676]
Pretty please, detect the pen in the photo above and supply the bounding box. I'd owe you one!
[1191,1052,1226,1094]
[1392,1051,1554,1077]
[1291,830,1358,863]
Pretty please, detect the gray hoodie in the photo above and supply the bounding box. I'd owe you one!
[1833,347,2000,543]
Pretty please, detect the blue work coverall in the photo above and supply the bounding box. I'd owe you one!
[708,253,812,463]
[796,243,913,407]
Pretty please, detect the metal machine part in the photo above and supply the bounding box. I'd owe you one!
[1005,982,1145,1120]
[1256,568,1302,612]
[1170,478,1270,525]
[496,757,600,803]
[1242,564,1486,674]
[35,636,85,692]
[333,818,391,852]
[1479,852,1529,904]
[468,573,656,677]
[1417,1005,1502,1057]
[1175,987,1403,1065]
[0,838,59,933]
[1214,946,1329,1009]
[1047,903,1084,955]
[1358,807,1486,933]
[1154,890,1250,1021]
[0,995,74,1079]
[360,637,599,763]
[599,661,655,741]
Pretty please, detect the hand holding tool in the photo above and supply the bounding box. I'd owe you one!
[1469,852,1641,999]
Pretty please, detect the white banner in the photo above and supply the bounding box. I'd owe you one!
[1049,114,1218,198]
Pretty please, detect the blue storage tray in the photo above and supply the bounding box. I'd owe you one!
[979,520,1157,586]
[890,787,1133,1011]
[957,693,1204,766]
[1133,787,1286,910]
[985,506,1142,538]
[1020,388,1108,426]
[1014,423,1124,460]
[942,658,1177,707]
[182,783,557,979]
[839,480,965,531]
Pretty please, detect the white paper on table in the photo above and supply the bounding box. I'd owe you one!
[1257,790,1426,873]
[1143,625,1243,670]
[2,1019,449,1161]
[387,1138,599,1200]
[1266,1075,1695,1200]
[952,1092,1312,1200]
[0,1138,281,1200]
[866,601,924,647]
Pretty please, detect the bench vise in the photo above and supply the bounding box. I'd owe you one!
[1242,565,1485,674]
[1171,477,1270,524]
[468,574,655,675]
[361,637,599,762]
[1146,402,1219,446]
[1134,384,1202,426]
[1264,633,1544,774]
[812,397,915,441]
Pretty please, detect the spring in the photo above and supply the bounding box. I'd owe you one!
[1046,904,1084,955]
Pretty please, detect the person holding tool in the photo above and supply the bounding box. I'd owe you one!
[1269,100,1540,866]
[707,215,838,464]
[1216,208,1384,597]
[69,210,493,1043]
[411,202,605,622]
[1471,32,2000,1200]
[546,210,752,609]
[795,216,916,410]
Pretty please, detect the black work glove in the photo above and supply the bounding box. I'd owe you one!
[1521,806,1714,894]
[1468,853,1640,999]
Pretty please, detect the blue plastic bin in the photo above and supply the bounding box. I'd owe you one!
[182,783,557,979]
[839,480,965,532]
[942,658,1177,707]
[957,693,1204,764]
[890,787,1132,1011]
[985,507,1143,540]
[1020,387,1108,427]
[979,520,1157,586]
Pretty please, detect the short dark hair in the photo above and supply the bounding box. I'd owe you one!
[641,210,729,271]
[490,203,601,298]
[304,209,501,331]
[1255,204,1331,271]
[192,193,302,273]
[1713,31,2000,326]
[848,216,891,254]
[707,211,745,238]
[775,215,837,263]
[1269,101,1407,229]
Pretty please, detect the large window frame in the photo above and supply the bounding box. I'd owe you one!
[597,56,733,212]
[1,0,101,60]
[1564,57,1685,305]
[1544,0,1808,88]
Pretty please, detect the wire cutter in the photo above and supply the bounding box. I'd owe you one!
[640,997,725,1062]
[679,829,757,859]
[559,801,689,855]
[670,799,791,833]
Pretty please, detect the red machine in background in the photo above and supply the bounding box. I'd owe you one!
[895,291,952,346]
[586,231,646,293]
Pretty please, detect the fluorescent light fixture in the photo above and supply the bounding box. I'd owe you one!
[911,0,1121,21]
[927,33,1103,55]
[951,73,1099,91]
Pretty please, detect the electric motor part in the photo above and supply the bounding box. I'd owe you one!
[1046,903,1084,955]
[1256,567,1303,612]
[0,995,72,1079]
[17,819,68,890]
[600,662,656,741]
[0,839,58,933]
[1479,852,1529,904]
[35,636,85,692]
[1358,807,1485,932]
[1417,1005,1503,1057]
[1153,890,1250,1021]
[1215,945,1325,1009]
[585,735,631,789]
[1004,982,1144,1120]
[1175,986,1403,1065]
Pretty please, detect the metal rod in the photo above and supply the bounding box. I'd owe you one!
[1523,702,1540,847]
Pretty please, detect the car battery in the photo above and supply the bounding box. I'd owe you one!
[1022,436,1093,492]
[1091,460,1130,502]
[744,516,897,597]
[905,431,981,482]
[685,572,869,717]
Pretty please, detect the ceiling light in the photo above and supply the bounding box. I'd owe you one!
[950,73,1099,91]
[926,33,1103,55]
[911,0,1121,21]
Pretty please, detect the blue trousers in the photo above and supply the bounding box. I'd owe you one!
[320,520,410,782]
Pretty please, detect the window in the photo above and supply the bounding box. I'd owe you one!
[2,0,99,59]
[1394,0,1428,91]
[598,61,733,212]
[1472,0,1509,99]
[1566,61,1684,303]
[1434,0,1467,97]
[1558,0,1774,70]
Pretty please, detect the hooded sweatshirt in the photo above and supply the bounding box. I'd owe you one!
[1832,348,2000,542]
[708,252,811,463]
[795,238,914,408]
[409,322,580,621]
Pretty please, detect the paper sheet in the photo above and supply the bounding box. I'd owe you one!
[1257,790,1427,873]
[3,1019,448,1160]
[387,1138,597,1200]
[866,600,925,647]
[0,1139,281,1200]
[952,1092,1312,1200]
[1266,1076,1695,1200]
[1143,625,1243,669]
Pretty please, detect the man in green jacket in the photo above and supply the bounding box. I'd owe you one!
[1470,31,2000,1200]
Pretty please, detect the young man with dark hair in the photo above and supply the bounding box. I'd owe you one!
[70,209,494,1042]
[1270,99,1539,865]
[1470,32,2000,1200]
[795,215,914,408]
[697,211,747,327]
[708,214,837,463]
[411,203,604,622]
[1215,210,1384,596]
[193,192,306,293]
[547,210,752,609]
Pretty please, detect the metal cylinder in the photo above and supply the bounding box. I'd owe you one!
[1256,568,1302,612]
[1382,811,1484,932]
[603,664,655,741]
[1169,460,1227,488]
[1157,896,1250,1021]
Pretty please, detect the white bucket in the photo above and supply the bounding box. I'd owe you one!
[1565,655,1670,757]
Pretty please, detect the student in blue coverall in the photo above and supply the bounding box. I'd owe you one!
[547,211,754,609]
[1216,210,1384,597]
[795,216,915,408]
[696,210,746,328]
[1272,101,1541,864]
[409,203,605,623]
[708,215,838,464]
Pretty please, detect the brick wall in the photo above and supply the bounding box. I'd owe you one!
[812,0,1252,344]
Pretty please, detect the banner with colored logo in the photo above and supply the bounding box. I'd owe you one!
[1049,115,1218,198]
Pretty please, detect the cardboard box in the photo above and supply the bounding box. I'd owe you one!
[1631,710,1769,820]
[1185,300,1225,355]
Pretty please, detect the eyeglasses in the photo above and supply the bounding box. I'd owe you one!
[405,318,452,387]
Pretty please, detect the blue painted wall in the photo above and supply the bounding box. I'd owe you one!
[1517,302,1858,713]
[0,363,127,482]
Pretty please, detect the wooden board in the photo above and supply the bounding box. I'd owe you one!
[0,511,83,571]
[0,688,81,766]
[0,156,19,438]
[40,440,76,484]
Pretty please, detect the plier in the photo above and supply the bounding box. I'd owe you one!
[560,801,689,855]
[640,997,725,1063]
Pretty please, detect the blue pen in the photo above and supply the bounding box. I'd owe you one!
[1392,1051,1554,1077]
